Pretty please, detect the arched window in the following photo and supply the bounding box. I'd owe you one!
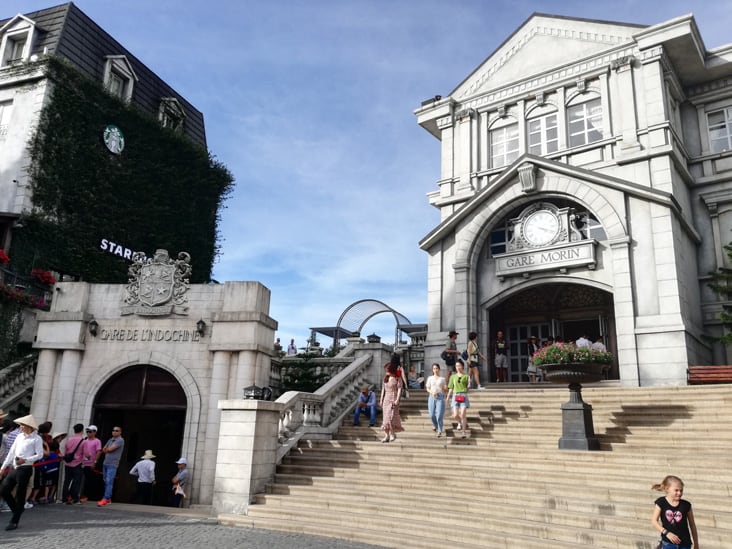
[566,92,603,147]
[488,199,606,257]
[527,104,559,156]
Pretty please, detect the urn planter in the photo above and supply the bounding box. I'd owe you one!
[541,362,607,451]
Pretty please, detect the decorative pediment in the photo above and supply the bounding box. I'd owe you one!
[453,14,644,100]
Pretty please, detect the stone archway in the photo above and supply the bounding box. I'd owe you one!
[91,365,186,505]
[486,282,617,382]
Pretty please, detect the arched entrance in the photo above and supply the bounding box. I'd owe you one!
[488,283,617,382]
[91,365,186,505]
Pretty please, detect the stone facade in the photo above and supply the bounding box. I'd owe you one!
[32,279,276,506]
[416,14,732,385]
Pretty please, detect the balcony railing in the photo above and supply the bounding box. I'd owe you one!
[0,266,53,310]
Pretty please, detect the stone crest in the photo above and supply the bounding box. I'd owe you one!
[122,249,191,316]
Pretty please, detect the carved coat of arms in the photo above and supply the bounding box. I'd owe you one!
[122,249,191,316]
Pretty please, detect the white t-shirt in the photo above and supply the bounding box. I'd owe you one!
[425,375,446,395]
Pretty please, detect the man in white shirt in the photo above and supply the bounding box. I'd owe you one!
[575,333,591,348]
[0,415,44,531]
[129,449,156,505]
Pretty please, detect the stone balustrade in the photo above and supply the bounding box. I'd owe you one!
[0,354,37,412]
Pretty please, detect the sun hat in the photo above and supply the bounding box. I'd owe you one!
[14,414,39,430]
[52,431,68,440]
[175,457,187,465]
[448,330,459,337]
[140,449,156,459]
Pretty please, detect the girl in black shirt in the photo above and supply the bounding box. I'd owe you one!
[651,475,699,548]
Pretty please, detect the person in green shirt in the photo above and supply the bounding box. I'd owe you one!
[446,359,470,438]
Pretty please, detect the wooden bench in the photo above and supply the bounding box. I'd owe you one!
[687,365,732,384]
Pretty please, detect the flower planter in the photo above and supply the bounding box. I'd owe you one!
[541,362,608,451]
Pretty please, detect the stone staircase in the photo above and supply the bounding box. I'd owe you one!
[219,384,732,548]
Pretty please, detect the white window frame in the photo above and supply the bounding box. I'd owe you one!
[103,55,138,102]
[0,16,36,68]
[567,96,603,148]
[490,122,519,168]
[707,107,732,153]
[527,110,558,156]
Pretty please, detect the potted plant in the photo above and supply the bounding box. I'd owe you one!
[531,342,614,451]
[531,342,612,384]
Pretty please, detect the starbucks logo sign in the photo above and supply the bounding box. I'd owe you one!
[103,124,125,154]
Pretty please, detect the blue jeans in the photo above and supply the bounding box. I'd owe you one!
[354,405,377,425]
[102,464,118,500]
[661,542,690,549]
[428,394,445,432]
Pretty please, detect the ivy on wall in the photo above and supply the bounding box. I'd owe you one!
[10,57,234,283]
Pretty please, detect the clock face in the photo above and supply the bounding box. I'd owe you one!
[523,210,560,246]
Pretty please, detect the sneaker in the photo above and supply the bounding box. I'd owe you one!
[97,499,110,507]
[456,423,462,430]
[389,434,396,442]
[477,385,484,390]
[24,502,33,509]
[437,432,442,438]
[79,497,88,503]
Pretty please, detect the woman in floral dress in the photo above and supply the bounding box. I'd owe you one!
[379,363,404,443]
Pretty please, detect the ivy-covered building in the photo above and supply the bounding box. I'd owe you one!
[0,2,232,284]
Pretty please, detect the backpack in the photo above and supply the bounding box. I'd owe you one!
[442,349,456,366]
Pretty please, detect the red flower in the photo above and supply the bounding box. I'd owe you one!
[0,249,9,264]
[31,268,56,286]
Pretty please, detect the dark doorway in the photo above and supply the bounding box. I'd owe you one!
[92,365,186,505]
[489,283,616,382]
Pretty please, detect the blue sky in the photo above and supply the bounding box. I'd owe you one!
[5,1,732,346]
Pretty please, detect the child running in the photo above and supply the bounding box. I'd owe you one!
[651,475,699,549]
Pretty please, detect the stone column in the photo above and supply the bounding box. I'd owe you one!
[30,349,58,420]
[198,350,231,504]
[609,238,640,386]
[232,350,256,399]
[213,399,281,515]
[49,349,82,429]
[611,56,640,152]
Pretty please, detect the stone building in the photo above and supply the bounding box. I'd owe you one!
[415,14,732,386]
[33,253,277,507]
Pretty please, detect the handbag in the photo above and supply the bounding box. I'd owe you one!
[63,437,85,463]
[454,394,466,403]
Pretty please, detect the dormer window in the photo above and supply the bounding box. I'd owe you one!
[0,15,37,68]
[103,55,137,102]
[158,97,186,131]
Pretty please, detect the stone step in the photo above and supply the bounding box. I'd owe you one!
[242,498,729,548]
[239,384,732,548]
[254,486,732,541]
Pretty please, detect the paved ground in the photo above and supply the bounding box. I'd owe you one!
[0,502,385,549]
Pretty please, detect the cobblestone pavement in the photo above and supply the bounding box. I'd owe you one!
[0,502,386,549]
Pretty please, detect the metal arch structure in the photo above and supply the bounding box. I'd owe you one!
[335,299,411,343]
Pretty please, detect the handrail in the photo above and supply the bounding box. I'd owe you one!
[0,354,38,411]
[275,354,372,462]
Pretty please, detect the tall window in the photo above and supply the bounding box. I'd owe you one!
[567,98,602,147]
[1,32,28,67]
[491,123,519,168]
[0,100,11,137]
[528,112,558,155]
[708,107,732,153]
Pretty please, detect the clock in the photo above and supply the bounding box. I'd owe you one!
[523,209,560,246]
